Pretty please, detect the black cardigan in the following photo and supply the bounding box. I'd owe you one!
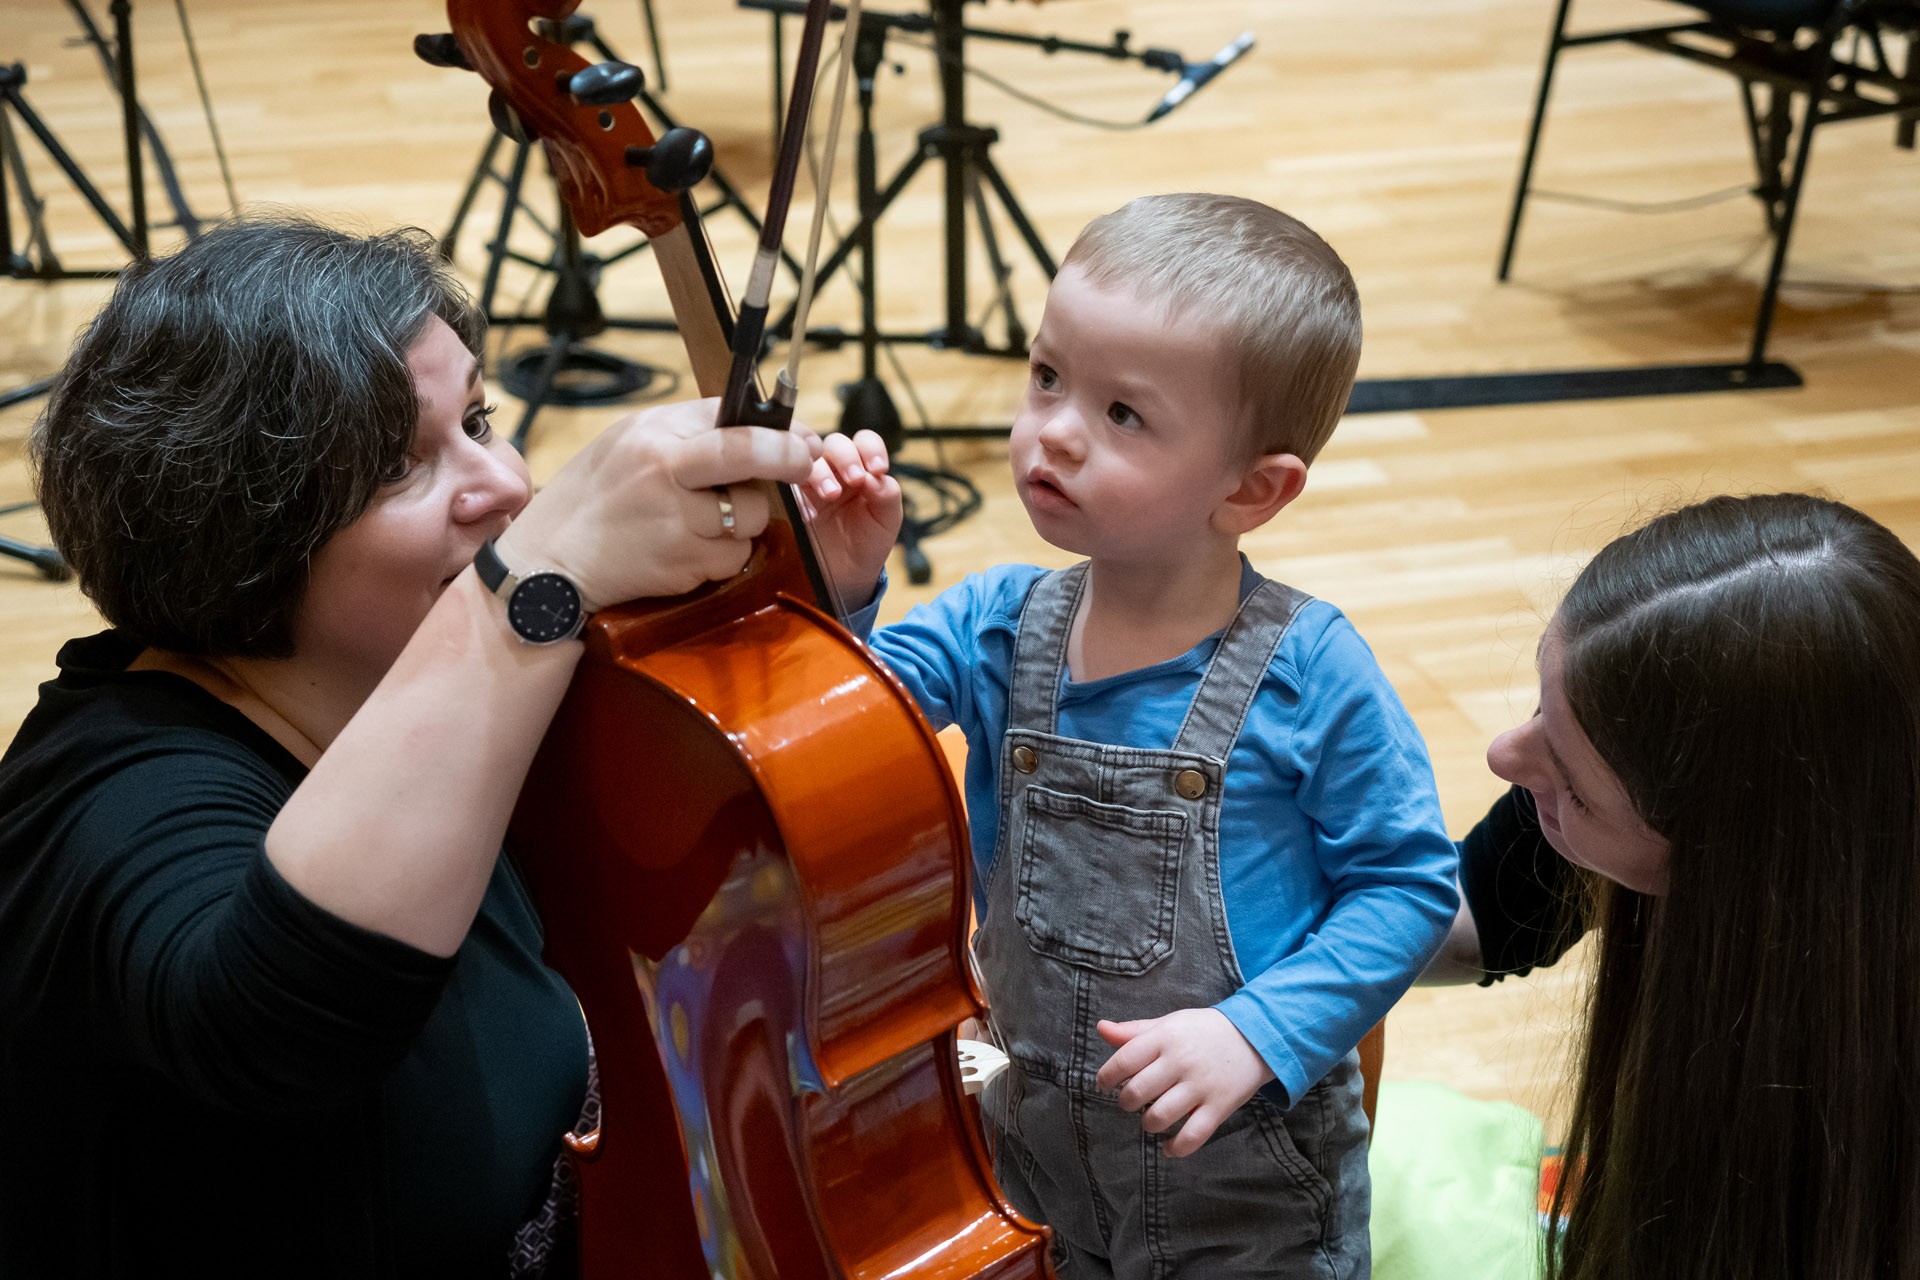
[1458,784,1589,984]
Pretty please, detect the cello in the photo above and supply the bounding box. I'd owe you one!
[422,4,1054,1275]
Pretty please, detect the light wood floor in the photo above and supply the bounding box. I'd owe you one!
[4,0,1916,1137]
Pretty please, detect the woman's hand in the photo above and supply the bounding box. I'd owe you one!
[495,399,822,607]
[796,429,902,605]
[1093,1009,1275,1157]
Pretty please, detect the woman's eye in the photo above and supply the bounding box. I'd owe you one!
[1564,784,1590,814]
[379,456,419,486]
[1108,402,1140,428]
[465,402,498,441]
[1032,363,1058,391]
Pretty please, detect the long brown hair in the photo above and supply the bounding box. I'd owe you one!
[1548,493,1920,1280]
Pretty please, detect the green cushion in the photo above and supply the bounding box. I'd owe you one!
[1369,1080,1546,1280]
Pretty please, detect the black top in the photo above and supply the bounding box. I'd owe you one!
[0,632,589,1278]
[1456,785,1590,984]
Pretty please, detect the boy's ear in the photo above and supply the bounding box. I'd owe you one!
[1217,452,1308,534]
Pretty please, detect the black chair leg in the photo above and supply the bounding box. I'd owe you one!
[1746,42,1831,368]
[1498,0,1578,281]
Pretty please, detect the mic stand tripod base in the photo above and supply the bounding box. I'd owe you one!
[500,331,657,453]
[500,344,654,407]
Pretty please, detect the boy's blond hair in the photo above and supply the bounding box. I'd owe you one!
[1061,193,1360,464]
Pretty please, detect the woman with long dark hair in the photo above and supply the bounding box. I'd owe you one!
[1460,492,1920,1279]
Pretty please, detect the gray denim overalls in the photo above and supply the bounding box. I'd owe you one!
[976,563,1371,1280]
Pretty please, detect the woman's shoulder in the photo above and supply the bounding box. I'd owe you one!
[3,631,299,786]
[0,632,305,878]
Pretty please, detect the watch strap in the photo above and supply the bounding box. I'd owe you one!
[474,537,511,595]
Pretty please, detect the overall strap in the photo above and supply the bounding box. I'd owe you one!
[1171,580,1313,760]
[1005,564,1089,736]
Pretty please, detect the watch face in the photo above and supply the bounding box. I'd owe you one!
[507,572,584,643]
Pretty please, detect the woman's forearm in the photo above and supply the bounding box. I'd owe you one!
[266,570,578,957]
[1415,892,1488,985]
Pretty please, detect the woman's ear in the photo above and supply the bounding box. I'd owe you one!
[1217,453,1308,534]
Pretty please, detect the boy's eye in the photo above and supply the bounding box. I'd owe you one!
[1108,402,1140,428]
[1032,363,1059,391]
[465,402,498,441]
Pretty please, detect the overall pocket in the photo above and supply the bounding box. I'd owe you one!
[1013,785,1187,975]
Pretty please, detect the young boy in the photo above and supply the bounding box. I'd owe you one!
[807,193,1458,1278]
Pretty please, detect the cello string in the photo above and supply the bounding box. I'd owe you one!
[772,0,864,622]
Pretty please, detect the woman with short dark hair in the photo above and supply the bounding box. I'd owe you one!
[0,215,839,1278]
[1439,493,1920,1280]
[37,219,488,657]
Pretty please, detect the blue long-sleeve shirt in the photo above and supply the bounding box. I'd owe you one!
[858,561,1458,1104]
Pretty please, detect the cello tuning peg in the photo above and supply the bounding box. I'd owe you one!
[568,61,645,106]
[534,14,596,45]
[487,90,536,145]
[624,127,713,193]
[412,33,471,71]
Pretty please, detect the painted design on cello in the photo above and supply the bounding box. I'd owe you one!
[633,845,828,1277]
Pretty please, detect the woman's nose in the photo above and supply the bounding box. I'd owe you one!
[1487,715,1548,790]
[455,441,532,524]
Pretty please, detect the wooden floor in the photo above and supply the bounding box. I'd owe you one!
[3,0,1916,1137]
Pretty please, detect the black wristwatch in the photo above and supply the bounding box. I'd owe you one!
[473,538,588,644]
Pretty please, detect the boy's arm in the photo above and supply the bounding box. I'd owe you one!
[856,568,1031,736]
[1211,617,1459,1108]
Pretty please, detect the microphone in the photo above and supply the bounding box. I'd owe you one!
[1144,32,1255,124]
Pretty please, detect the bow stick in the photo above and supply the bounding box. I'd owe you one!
[707,0,864,614]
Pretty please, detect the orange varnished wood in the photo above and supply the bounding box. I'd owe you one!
[446,0,680,238]
[444,0,735,393]
[512,526,1053,1277]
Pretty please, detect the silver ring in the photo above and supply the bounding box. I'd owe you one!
[716,488,737,538]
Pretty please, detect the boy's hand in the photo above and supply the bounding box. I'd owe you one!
[1094,1009,1275,1158]
[796,428,902,604]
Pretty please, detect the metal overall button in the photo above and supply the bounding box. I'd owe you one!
[1173,768,1207,800]
[1012,745,1039,774]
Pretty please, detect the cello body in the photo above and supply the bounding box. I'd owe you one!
[511,528,1053,1278]
[437,2,1054,1269]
